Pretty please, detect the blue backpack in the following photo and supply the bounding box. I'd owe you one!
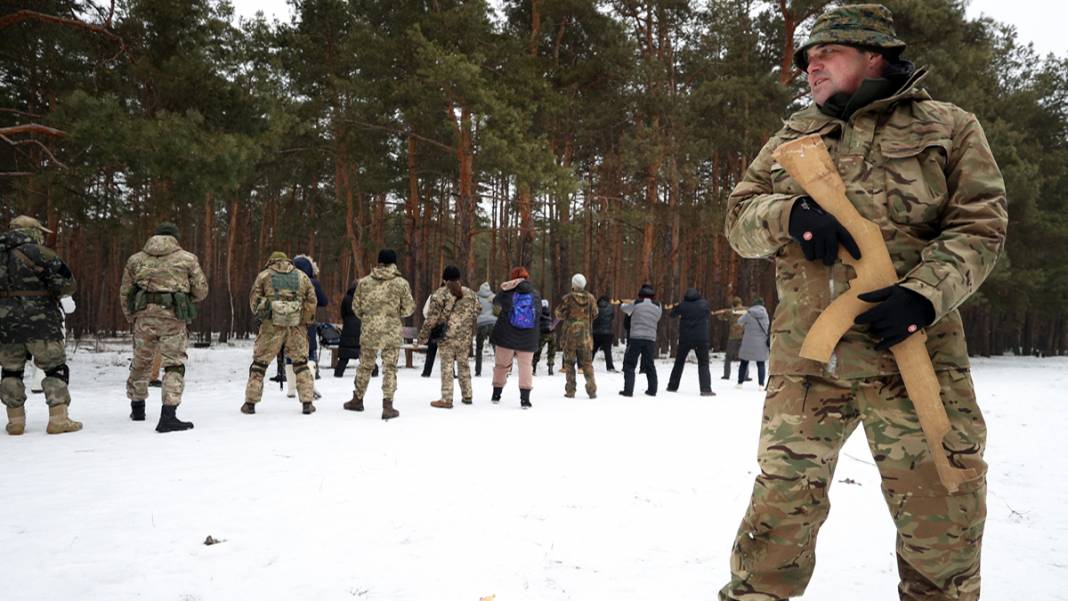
[510,292,537,329]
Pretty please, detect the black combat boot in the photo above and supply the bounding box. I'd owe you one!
[491,386,503,403]
[156,404,194,433]
[519,388,532,409]
[130,400,146,421]
[302,402,316,415]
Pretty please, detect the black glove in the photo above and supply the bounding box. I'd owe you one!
[788,196,862,266]
[854,285,936,351]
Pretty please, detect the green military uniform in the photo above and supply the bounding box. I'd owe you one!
[0,215,80,435]
[418,284,479,407]
[555,288,597,398]
[719,5,1007,601]
[120,227,209,411]
[243,252,318,412]
[716,298,746,379]
[348,261,414,419]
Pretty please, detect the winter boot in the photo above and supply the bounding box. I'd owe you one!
[461,398,473,405]
[564,390,575,398]
[519,388,532,409]
[430,399,453,409]
[491,386,503,404]
[343,392,364,412]
[700,390,717,397]
[285,364,297,398]
[241,401,256,414]
[130,400,146,421]
[46,404,82,434]
[302,402,316,415]
[155,404,193,433]
[548,364,554,376]
[5,406,25,435]
[382,399,399,420]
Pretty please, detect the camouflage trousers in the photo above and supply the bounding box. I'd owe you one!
[246,322,313,403]
[0,340,70,408]
[532,332,555,372]
[561,347,596,397]
[720,369,987,601]
[127,316,188,406]
[354,346,399,401]
[437,340,472,403]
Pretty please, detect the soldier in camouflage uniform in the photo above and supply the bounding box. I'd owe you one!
[120,222,209,432]
[417,266,479,409]
[555,273,597,399]
[716,296,746,380]
[241,251,318,415]
[0,215,80,435]
[718,6,1007,601]
[343,249,415,420]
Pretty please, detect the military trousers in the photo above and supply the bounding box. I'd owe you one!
[561,346,596,397]
[437,341,472,403]
[532,332,555,372]
[246,321,313,403]
[0,340,70,408]
[354,345,399,401]
[127,316,188,406]
[720,369,987,601]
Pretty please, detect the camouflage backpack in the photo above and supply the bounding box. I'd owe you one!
[269,271,302,327]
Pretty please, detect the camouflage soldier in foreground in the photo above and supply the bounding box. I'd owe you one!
[417,265,479,409]
[555,273,597,399]
[719,5,1006,601]
[0,216,80,435]
[241,251,318,415]
[344,249,414,420]
[121,222,209,432]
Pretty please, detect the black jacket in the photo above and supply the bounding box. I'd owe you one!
[593,298,614,336]
[490,278,542,352]
[339,285,361,359]
[539,303,553,334]
[670,288,710,346]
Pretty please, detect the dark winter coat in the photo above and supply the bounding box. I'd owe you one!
[592,298,615,336]
[738,304,771,362]
[339,284,361,360]
[539,303,553,334]
[293,255,328,359]
[489,278,542,352]
[0,229,76,344]
[670,288,710,346]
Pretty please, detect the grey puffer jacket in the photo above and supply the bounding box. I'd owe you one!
[738,304,771,362]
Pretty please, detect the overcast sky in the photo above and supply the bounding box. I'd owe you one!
[227,0,1068,58]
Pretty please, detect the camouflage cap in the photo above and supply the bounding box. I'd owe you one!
[793,4,906,71]
[9,215,53,234]
[266,251,289,265]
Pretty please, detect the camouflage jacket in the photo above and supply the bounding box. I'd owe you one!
[248,258,317,326]
[120,235,209,322]
[418,285,478,347]
[716,308,746,341]
[0,229,76,343]
[352,264,415,348]
[555,290,597,351]
[725,69,1007,379]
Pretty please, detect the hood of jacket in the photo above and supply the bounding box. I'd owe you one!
[293,255,317,280]
[478,282,494,299]
[747,304,769,321]
[371,264,401,281]
[500,278,530,293]
[143,235,181,257]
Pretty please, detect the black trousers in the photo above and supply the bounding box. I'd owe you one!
[622,339,657,395]
[421,340,439,376]
[737,360,765,386]
[591,333,615,370]
[475,323,494,376]
[667,341,711,393]
[335,356,378,378]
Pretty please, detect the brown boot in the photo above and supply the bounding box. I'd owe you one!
[343,392,364,412]
[46,404,82,434]
[430,399,453,409]
[381,399,399,420]
[6,406,25,435]
[241,401,256,414]
[302,402,316,415]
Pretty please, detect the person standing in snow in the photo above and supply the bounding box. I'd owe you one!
[735,298,770,389]
[714,296,746,380]
[241,251,318,416]
[531,298,555,375]
[343,249,414,420]
[666,287,714,396]
[419,292,445,378]
[489,267,541,408]
[417,266,479,409]
[619,284,661,397]
[717,5,1005,599]
[474,282,497,377]
[334,282,377,379]
[120,222,209,432]
[591,295,617,372]
[1,215,81,436]
[290,254,328,396]
[555,273,597,399]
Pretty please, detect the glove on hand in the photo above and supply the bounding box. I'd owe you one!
[788,196,862,266]
[854,285,936,351]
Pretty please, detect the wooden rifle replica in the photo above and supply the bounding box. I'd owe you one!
[771,134,977,493]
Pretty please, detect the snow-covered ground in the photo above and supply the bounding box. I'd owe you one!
[1,340,1065,601]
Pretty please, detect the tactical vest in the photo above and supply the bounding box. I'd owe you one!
[268,270,302,327]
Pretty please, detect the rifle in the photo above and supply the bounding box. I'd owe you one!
[771,134,978,493]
